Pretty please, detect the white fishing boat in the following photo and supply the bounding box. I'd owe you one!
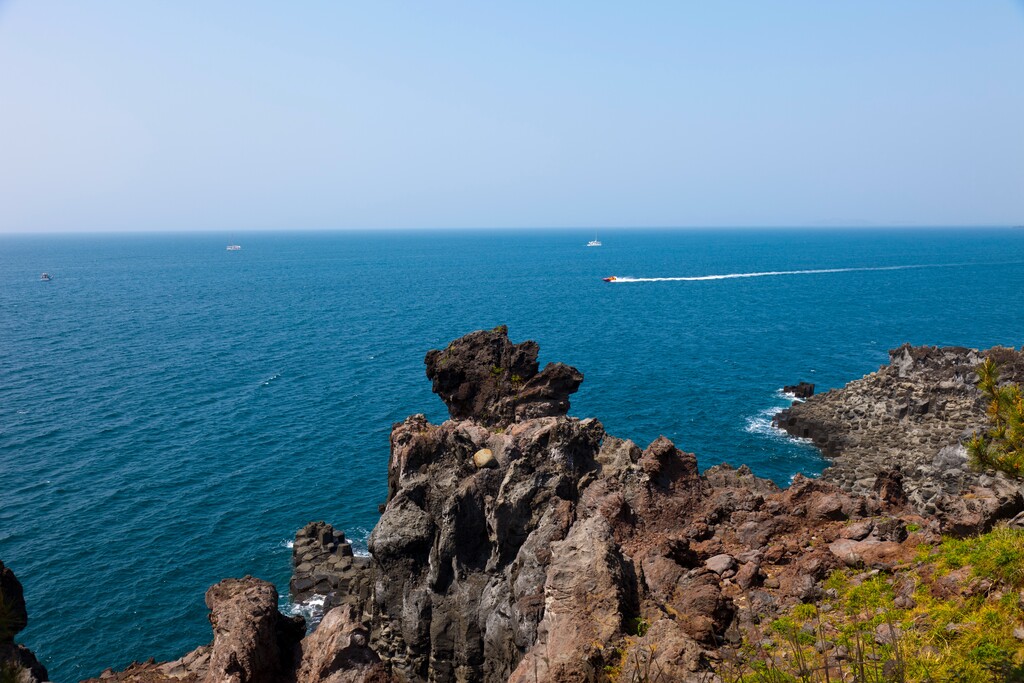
[40,272,52,281]
[226,244,241,251]
[587,239,602,247]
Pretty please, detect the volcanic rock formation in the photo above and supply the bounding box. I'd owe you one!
[773,343,1024,532]
[424,325,583,427]
[67,329,1007,683]
[85,577,305,683]
[0,561,48,683]
[291,522,372,619]
[363,329,929,681]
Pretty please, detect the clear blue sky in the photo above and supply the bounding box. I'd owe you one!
[1,1,1022,232]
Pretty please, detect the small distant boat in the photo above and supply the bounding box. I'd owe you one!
[587,240,602,247]
[226,244,241,251]
[40,272,52,281]
[603,276,617,282]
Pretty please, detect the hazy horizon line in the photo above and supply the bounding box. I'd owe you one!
[2,224,1022,236]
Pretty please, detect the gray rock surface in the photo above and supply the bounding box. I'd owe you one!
[291,522,372,619]
[774,344,1024,531]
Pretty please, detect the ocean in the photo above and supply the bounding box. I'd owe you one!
[2,228,1023,681]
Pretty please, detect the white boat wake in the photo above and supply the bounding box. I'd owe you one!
[607,263,968,283]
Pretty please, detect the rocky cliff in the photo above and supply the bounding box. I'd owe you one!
[774,343,1024,532]
[16,328,1020,682]
[0,561,49,683]
[360,327,929,681]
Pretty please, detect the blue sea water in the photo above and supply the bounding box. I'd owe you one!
[2,228,1023,681]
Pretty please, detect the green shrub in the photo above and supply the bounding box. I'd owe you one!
[967,357,1024,477]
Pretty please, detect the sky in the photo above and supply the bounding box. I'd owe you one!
[0,1,1022,232]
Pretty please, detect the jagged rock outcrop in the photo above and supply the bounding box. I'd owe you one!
[783,382,815,399]
[85,578,304,683]
[365,329,928,682]
[424,325,583,427]
[295,605,388,683]
[204,578,305,683]
[0,561,49,683]
[291,522,372,619]
[773,344,1024,531]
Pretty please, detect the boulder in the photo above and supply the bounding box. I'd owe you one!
[705,554,737,576]
[472,448,497,469]
[873,469,908,508]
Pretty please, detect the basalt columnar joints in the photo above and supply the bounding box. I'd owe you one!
[774,343,1024,533]
[291,522,372,619]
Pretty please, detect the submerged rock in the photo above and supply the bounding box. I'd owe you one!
[783,382,815,399]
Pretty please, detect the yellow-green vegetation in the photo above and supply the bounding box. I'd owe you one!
[931,525,1024,589]
[967,357,1024,477]
[722,527,1024,682]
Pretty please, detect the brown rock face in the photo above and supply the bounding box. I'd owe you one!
[424,325,583,427]
[296,605,389,683]
[509,517,637,682]
[204,577,305,683]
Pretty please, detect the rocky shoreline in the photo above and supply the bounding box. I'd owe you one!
[774,343,1024,533]
[3,328,1023,682]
